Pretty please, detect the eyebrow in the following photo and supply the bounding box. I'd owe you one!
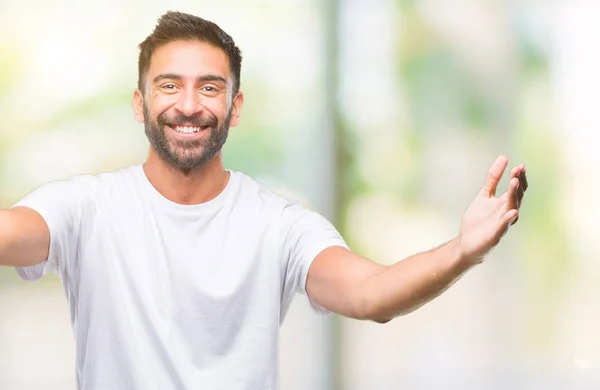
[152,73,227,85]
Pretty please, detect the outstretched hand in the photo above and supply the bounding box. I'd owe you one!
[457,155,528,263]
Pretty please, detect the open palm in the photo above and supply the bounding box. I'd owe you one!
[458,156,528,263]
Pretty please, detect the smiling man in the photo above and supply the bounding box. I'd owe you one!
[0,11,528,390]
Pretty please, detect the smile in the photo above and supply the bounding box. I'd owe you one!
[172,125,202,134]
[166,124,212,139]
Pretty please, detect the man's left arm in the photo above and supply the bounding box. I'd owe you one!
[306,156,528,323]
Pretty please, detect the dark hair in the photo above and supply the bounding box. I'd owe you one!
[137,11,242,95]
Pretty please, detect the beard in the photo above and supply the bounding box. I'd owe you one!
[143,104,231,170]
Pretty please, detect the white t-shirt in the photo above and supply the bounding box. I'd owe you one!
[12,164,348,390]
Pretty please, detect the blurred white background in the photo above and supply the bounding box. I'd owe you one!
[0,0,598,389]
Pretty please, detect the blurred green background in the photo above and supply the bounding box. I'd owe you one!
[1,0,598,389]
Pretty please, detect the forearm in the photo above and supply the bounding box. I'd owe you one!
[362,237,475,323]
[0,208,50,267]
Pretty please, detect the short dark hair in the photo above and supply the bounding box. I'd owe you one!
[137,11,242,95]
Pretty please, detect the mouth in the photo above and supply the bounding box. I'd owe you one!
[166,124,211,138]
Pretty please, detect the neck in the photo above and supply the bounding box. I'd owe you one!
[142,149,230,205]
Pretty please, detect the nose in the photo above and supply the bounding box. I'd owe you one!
[173,88,203,117]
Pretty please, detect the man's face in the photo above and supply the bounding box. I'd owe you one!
[135,40,242,169]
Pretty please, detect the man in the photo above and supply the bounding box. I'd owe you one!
[0,11,527,390]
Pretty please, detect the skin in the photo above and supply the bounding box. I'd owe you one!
[0,40,529,326]
[132,40,244,205]
[307,156,528,322]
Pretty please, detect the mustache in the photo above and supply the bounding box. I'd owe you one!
[157,112,218,128]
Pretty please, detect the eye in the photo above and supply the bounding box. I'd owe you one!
[161,83,178,91]
[201,86,217,92]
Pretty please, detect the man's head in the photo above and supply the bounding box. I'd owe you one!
[133,11,244,170]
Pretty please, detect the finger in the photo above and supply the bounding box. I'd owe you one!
[492,209,519,244]
[520,167,528,191]
[510,165,520,180]
[502,209,519,228]
[481,155,509,197]
[506,177,520,210]
[517,173,525,206]
[510,165,524,202]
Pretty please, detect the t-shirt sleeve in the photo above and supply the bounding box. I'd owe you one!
[279,199,349,316]
[10,178,86,282]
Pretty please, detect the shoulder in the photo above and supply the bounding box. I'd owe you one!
[230,170,307,212]
[32,165,141,201]
[230,171,332,231]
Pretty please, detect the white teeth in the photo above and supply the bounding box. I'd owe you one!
[173,126,201,134]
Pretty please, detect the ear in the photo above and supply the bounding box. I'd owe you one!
[228,91,244,127]
[132,89,145,124]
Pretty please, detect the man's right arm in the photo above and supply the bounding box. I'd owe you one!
[0,207,50,267]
